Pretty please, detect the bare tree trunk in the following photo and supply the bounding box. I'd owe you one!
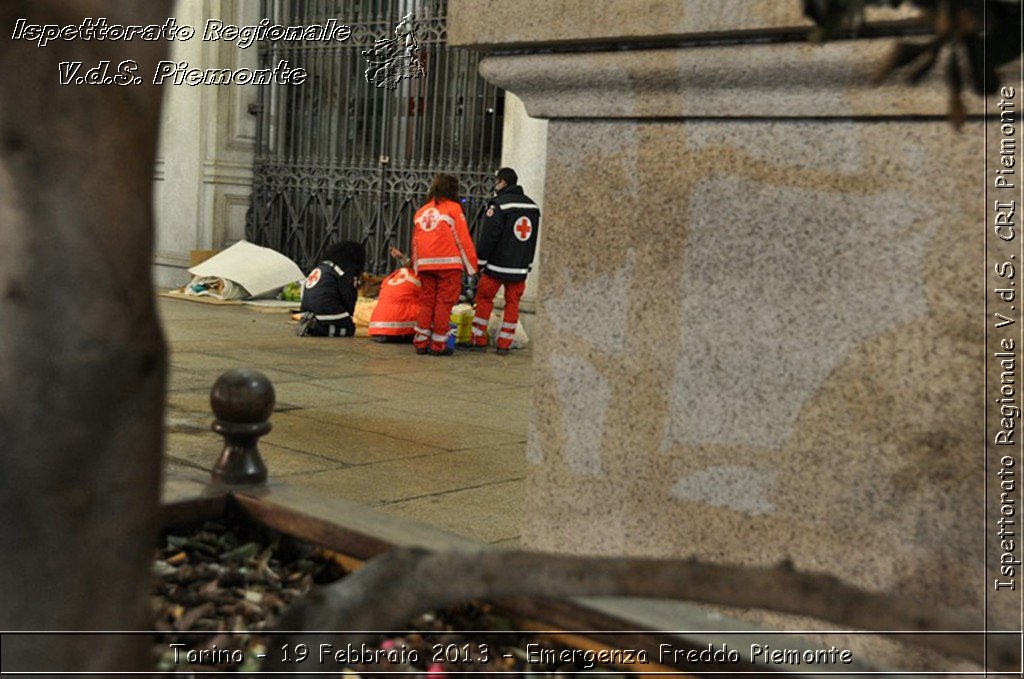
[267,547,1015,672]
[0,1,170,672]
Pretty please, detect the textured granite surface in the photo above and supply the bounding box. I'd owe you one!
[477,39,991,119]
[454,1,1013,668]
[449,0,919,47]
[524,118,995,639]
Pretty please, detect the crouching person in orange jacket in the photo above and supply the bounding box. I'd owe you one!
[368,247,421,343]
[411,174,477,356]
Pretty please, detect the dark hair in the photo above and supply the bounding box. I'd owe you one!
[496,167,517,186]
[427,174,460,203]
[323,240,366,273]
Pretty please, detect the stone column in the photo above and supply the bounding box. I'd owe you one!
[501,92,548,308]
[153,0,258,289]
[451,0,1011,662]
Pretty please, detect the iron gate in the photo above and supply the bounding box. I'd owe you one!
[247,0,504,274]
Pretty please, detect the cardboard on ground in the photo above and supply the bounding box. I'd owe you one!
[187,240,304,298]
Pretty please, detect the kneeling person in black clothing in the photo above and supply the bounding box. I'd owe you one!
[297,240,365,337]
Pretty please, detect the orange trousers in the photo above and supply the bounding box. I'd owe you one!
[472,273,525,349]
[414,269,462,352]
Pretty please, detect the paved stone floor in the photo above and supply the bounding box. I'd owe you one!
[158,297,530,546]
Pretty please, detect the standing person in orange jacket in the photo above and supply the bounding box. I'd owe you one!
[411,174,478,356]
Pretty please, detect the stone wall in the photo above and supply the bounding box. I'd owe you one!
[152,0,258,289]
[501,93,548,307]
[451,0,1015,664]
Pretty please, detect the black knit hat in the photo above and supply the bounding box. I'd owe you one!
[324,240,366,272]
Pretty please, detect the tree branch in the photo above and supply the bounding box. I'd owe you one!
[265,547,1010,671]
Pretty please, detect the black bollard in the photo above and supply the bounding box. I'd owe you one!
[209,368,274,485]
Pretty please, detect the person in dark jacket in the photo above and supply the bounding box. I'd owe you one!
[471,167,540,355]
[296,240,366,337]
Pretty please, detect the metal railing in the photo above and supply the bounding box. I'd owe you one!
[247,0,504,274]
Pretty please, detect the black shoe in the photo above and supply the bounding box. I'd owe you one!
[469,344,487,352]
[415,346,429,355]
[430,347,455,356]
[294,312,317,337]
[496,347,510,356]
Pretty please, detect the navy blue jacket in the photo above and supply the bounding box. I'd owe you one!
[300,260,358,336]
[476,185,540,282]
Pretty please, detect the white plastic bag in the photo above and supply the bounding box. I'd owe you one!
[487,311,530,349]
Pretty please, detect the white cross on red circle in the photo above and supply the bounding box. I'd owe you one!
[514,216,533,241]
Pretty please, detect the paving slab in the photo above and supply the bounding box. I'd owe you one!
[381,396,530,436]
[302,374,524,404]
[164,431,348,477]
[451,363,536,388]
[381,478,525,544]
[161,465,212,504]
[296,443,527,505]
[262,381,369,408]
[158,296,532,544]
[451,385,533,409]
[168,365,307,392]
[264,411,448,465]
[290,403,526,451]
[387,366,514,390]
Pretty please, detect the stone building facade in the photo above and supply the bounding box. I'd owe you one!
[152,0,548,309]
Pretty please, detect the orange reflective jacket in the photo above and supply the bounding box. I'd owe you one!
[368,267,421,336]
[411,198,478,275]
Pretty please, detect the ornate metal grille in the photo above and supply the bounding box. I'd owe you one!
[247,0,504,274]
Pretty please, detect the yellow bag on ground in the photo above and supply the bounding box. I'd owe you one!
[451,303,474,345]
[354,298,377,327]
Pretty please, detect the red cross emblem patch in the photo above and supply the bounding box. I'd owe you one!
[305,268,322,289]
[417,208,437,232]
[389,268,416,286]
[514,216,533,242]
